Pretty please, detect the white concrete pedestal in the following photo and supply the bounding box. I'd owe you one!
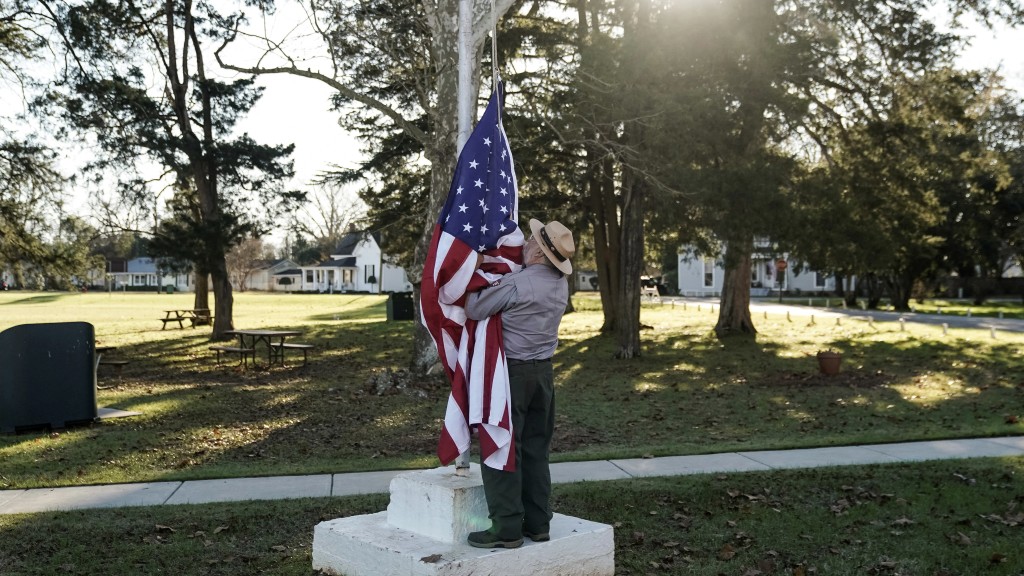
[312,464,614,575]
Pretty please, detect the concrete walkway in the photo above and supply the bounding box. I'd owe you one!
[2,436,1022,515]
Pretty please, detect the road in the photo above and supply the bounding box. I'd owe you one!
[656,296,1024,334]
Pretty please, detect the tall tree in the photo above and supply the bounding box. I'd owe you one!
[217,0,519,371]
[1,0,71,282]
[41,0,299,338]
[782,1,1024,310]
[290,182,367,260]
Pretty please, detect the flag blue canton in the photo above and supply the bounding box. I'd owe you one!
[438,84,519,252]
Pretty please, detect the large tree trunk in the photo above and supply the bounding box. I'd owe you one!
[409,2,473,374]
[192,264,209,310]
[209,259,234,338]
[715,239,756,337]
[590,157,621,333]
[615,174,645,358]
[410,138,457,373]
[574,0,621,334]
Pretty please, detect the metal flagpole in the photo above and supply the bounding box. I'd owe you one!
[453,0,474,471]
[457,0,474,154]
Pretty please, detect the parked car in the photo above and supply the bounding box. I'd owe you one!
[640,275,668,295]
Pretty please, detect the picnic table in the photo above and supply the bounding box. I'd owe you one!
[160,309,212,329]
[94,344,129,378]
[221,329,307,366]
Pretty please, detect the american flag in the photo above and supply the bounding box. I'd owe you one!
[420,83,524,471]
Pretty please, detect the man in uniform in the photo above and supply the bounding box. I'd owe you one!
[464,218,575,549]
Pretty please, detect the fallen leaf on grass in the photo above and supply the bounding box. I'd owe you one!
[989,553,1007,564]
[718,543,736,560]
[213,525,229,534]
[271,545,287,552]
[154,524,175,533]
[948,532,972,546]
[890,517,915,527]
[951,473,976,485]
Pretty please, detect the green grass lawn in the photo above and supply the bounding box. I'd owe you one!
[1,290,1022,489]
[1,290,1023,575]
[1,457,1021,575]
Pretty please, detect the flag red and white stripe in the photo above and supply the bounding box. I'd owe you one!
[421,83,523,471]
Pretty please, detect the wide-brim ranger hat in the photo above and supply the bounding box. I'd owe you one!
[529,218,575,275]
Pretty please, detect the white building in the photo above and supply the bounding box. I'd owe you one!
[289,232,413,294]
[107,257,194,292]
[576,270,599,292]
[677,241,836,297]
[240,259,300,292]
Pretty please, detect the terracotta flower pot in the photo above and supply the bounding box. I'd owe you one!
[816,350,842,375]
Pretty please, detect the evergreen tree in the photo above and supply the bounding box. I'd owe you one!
[40,0,300,337]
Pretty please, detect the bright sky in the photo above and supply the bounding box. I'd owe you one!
[2,8,1022,229]
[236,12,1024,191]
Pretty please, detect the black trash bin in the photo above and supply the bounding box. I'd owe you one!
[387,292,415,321]
[0,322,97,433]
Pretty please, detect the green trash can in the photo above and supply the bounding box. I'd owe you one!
[387,292,414,321]
[165,285,174,294]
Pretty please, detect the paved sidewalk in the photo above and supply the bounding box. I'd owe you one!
[2,436,1022,515]
[668,296,1024,334]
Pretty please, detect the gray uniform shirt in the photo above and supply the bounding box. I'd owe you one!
[465,263,569,360]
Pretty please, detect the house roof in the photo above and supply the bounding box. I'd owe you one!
[316,257,356,268]
[274,268,302,276]
[126,258,159,273]
[332,232,364,257]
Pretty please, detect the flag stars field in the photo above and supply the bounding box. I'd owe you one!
[420,82,525,469]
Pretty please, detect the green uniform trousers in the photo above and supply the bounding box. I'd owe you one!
[480,359,556,540]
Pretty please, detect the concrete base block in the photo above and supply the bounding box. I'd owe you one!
[386,465,489,543]
[313,511,614,576]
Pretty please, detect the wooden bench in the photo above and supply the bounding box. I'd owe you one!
[270,342,315,366]
[209,345,255,367]
[98,358,130,378]
[160,317,185,329]
[190,314,214,327]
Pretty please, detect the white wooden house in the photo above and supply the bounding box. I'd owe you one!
[677,241,836,297]
[575,270,599,292]
[241,259,299,292]
[288,232,413,294]
[107,258,194,292]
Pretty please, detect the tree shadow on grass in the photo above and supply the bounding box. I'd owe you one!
[551,328,1024,460]
[4,312,1022,489]
[0,293,71,305]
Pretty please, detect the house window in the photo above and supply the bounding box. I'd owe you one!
[815,272,827,288]
[365,264,375,283]
[342,269,354,285]
[703,258,714,287]
[305,270,313,283]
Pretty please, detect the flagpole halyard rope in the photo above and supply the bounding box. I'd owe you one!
[491,0,499,95]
